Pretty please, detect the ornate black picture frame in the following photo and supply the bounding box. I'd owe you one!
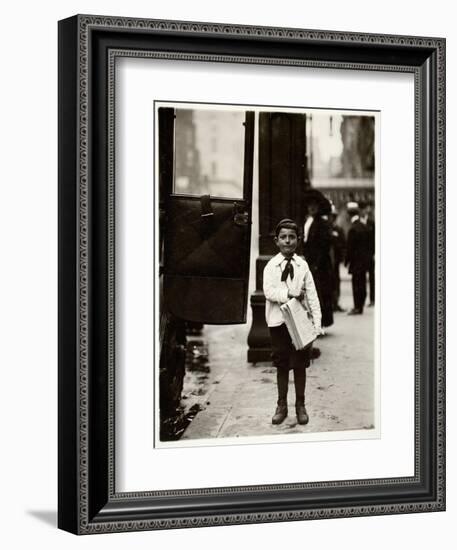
[58,14,445,534]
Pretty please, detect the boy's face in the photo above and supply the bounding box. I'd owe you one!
[274,228,298,258]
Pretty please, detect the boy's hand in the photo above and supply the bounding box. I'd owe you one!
[288,289,304,300]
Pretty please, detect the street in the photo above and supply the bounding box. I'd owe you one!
[180,278,375,442]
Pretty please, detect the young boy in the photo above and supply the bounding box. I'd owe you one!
[263,219,322,425]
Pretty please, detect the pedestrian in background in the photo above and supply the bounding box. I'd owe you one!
[366,200,375,307]
[345,201,371,315]
[329,204,346,312]
[302,189,334,329]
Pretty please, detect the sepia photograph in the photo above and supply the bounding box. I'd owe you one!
[156,101,379,448]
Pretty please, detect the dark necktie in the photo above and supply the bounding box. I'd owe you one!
[281,258,294,281]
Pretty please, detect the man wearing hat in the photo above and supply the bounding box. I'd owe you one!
[301,189,334,328]
[329,204,346,312]
[366,201,375,307]
[345,201,371,315]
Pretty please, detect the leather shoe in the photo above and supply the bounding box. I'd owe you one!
[347,308,363,315]
[272,405,288,425]
[296,404,309,425]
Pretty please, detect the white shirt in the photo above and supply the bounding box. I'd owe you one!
[263,252,322,330]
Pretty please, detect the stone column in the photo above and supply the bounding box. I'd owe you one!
[247,112,309,362]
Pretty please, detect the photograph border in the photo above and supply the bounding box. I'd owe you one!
[150,100,381,450]
[58,14,445,534]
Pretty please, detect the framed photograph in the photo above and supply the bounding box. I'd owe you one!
[58,14,445,534]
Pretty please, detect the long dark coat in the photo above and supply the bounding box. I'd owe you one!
[346,219,372,274]
[302,216,334,327]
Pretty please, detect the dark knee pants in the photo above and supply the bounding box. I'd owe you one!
[269,324,310,404]
[269,324,311,370]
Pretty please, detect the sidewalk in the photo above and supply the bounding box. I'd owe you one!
[181,280,375,441]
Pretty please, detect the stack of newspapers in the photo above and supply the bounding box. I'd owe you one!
[280,298,317,351]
